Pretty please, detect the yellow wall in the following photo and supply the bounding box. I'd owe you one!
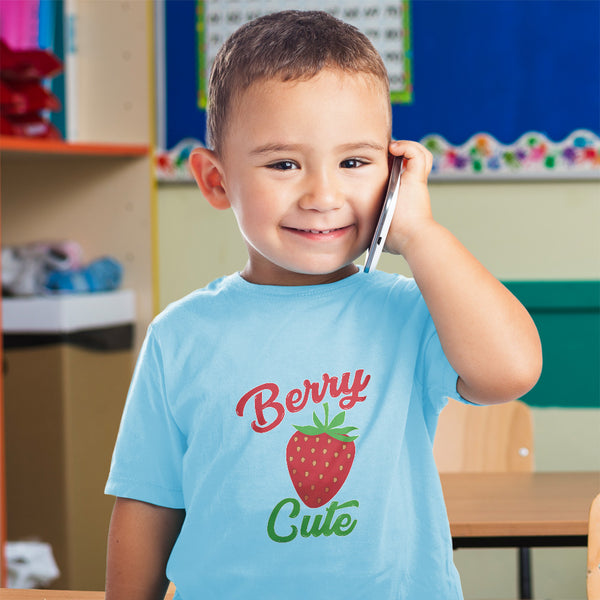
[157,178,599,599]
[157,180,600,310]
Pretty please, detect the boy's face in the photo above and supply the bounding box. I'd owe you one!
[217,69,391,286]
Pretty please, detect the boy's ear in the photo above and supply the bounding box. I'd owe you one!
[189,148,230,210]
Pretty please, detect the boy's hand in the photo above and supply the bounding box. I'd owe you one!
[383,140,435,257]
[382,142,542,406]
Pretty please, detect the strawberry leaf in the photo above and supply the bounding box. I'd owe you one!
[329,411,346,428]
[293,425,321,436]
[335,426,358,436]
[328,431,359,442]
[292,402,359,441]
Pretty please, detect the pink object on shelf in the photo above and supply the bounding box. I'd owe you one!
[0,0,40,50]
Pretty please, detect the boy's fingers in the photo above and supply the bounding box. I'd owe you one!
[389,140,433,179]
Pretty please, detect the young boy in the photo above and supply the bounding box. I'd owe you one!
[105,10,542,600]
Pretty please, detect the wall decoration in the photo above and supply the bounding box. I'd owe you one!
[424,130,600,180]
[197,0,412,108]
[156,138,199,182]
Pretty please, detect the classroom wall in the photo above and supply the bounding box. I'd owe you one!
[156,178,599,599]
[157,179,600,305]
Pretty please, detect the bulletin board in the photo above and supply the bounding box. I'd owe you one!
[156,0,600,180]
[505,282,600,409]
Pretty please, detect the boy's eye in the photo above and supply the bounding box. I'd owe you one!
[268,160,298,171]
[340,158,366,169]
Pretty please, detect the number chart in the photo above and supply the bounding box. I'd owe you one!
[197,1,412,108]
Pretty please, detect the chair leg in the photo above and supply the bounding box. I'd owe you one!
[519,547,532,599]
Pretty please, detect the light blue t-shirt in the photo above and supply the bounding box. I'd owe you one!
[106,269,465,599]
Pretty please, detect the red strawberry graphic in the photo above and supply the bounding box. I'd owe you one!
[286,403,358,508]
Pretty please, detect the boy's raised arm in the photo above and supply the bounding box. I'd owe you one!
[106,497,185,600]
[386,141,543,405]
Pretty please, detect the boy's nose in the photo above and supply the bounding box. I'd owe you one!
[298,170,343,212]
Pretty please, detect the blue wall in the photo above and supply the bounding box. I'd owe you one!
[164,0,600,149]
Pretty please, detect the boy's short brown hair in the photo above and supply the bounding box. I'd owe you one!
[207,10,390,156]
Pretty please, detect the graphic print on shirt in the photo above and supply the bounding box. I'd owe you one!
[286,402,358,508]
[235,369,370,543]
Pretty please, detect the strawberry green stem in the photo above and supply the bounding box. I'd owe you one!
[293,402,359,442]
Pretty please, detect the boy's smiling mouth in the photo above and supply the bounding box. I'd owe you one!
[282,225,354,238]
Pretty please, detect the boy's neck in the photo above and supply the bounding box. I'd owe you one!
[239,262,360,286]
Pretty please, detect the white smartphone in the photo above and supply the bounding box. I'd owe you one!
[364,156,404,273]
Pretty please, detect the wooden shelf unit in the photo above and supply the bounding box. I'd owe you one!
[1,148,155,352]
[0,0,155,589]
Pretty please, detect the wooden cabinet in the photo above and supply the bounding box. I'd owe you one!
[0,0,155,588]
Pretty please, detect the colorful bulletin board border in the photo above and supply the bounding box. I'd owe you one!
[197,0,412,109]
[155,129,600,182]
[424,129,600,181]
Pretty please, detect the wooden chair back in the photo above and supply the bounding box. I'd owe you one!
[589,493,600,600]
[434,399,534,473]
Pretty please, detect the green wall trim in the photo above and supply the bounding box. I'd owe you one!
[502,280,599,409]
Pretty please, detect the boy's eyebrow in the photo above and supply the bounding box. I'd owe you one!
[249,143,304,156]
[249,141,387,156]
[336,141,387,153]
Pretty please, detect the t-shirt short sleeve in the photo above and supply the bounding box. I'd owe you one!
[416,316,468,415]
[105,324,186,508]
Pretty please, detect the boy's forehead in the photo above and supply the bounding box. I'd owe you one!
[227,69,391,130]
[238,68,386,97]
[219,74,392,159]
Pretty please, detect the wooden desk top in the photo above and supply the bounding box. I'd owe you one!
[2,472,598,596]
[441,470,600,538]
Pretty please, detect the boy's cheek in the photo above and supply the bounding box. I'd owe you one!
[360,207,383,252]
